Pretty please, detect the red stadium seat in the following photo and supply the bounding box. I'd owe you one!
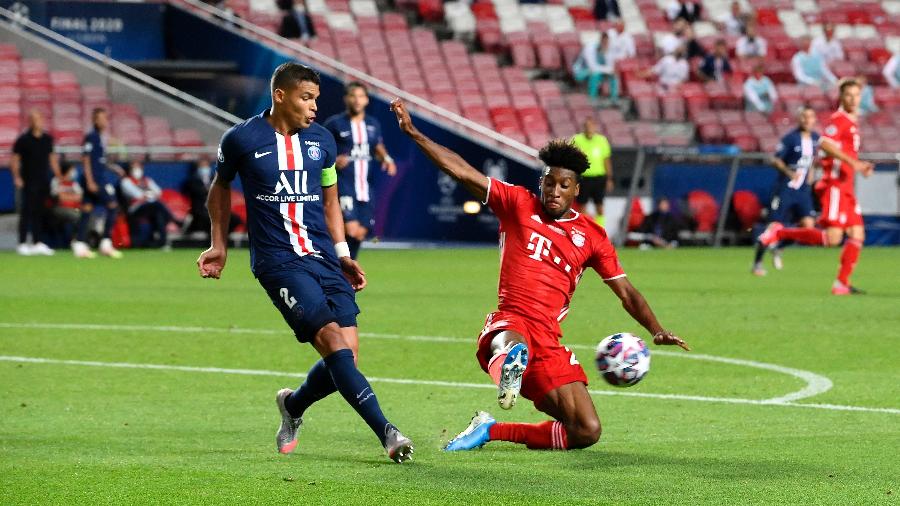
[687,190,719,233]
[732,190,762,230]
[628,199,645,232]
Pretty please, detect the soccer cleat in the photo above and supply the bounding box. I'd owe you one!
[383,424,414,463]
[497,342,528,410]
[444,411,496,451]
[71,241,96,259]
[751,262,766,276]
[31,242,55,256]
[757,222,783,248]
[831,282,866,296]
[772,249,784,270]
[16,243,33,256]
[275,388,303,454]
[99,238,123,259]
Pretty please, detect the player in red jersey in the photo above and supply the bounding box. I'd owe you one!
[758,79,875,295]
[391,99,689,452]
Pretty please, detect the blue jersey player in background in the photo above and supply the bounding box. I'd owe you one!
[197,63,414,463]
[322,82,396,259]
[752,106,819,276]
[73,107,125,259]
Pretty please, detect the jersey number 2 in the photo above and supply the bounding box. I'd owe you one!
[279,288,297,309]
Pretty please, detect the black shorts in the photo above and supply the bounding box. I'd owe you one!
[256,256,360,343]
[576,175,607,205]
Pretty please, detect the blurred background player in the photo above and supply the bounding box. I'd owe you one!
[323,82,397,259]
[571,117,613,226]
[73,107,124,259]
[197,63,413,463]
[751,107,819,276]
[391,98,688,453]
[11,109,60,256]
[758,79,874,295]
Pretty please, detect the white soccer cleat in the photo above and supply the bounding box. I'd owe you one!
[498,342,528,410]
[275,388,303,454]
[383,424,414,463]
[71,241,96,259]
[16,243,33,256]
[31,242,55,256]
[772,249,784,270]
[99,238,123,259]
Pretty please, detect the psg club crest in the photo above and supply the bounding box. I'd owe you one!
[307,146,322,161]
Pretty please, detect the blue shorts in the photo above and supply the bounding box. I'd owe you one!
[256,256,359,343]
[340,196,375,232]
[769,186,814,224]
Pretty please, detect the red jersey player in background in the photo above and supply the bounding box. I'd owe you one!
[390,99,689,452]
[758,79,875,295]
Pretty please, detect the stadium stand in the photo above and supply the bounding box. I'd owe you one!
[198,0,900,151]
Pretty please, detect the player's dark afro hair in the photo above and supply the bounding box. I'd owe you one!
[271,62,320,93]
[538,139,590,176]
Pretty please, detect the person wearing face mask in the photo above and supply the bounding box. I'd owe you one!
[120,160,179,247]
[48,162,83,245]
[183,157,243,237]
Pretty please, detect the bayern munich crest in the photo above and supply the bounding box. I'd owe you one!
[307,146,322,160]
[572,233,585,247]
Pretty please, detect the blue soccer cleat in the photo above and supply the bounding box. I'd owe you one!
[444,411,496,451]
[498,343,528,410]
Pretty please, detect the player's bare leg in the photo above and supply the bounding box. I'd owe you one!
[344,220,367,259]
[487,331,529,410]
[444,382,599,451]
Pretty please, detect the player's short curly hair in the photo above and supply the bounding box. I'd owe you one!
[538,139,590,176]
[271,62,320,93]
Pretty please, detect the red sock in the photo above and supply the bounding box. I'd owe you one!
[487,353,506,386]
[777,227,825,245]
[837,239,862,286]
[488,421,568,450]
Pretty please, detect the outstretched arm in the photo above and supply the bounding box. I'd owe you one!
[390,99,489,202]
[606,276,690,351]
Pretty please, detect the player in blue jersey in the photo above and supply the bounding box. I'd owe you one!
[73,107,125,259]
[197,63,413,463]
[322,82,396,259]
[752,106,819,276]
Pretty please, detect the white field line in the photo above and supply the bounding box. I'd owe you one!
[0,321,833,403]
[0,355,897,415]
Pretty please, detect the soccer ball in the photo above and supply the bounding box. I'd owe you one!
[595,333,651,387]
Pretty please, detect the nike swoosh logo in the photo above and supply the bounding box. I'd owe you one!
[339,131,350,137]
[356,387,369,399]
[254,151,272,159]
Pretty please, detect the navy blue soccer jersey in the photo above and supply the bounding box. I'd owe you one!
[216,111,339,275]
[82,129,112,183]
[774,128,819,190]
[322,113,382,202]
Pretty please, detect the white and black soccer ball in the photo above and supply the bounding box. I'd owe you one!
[595,333,651,387]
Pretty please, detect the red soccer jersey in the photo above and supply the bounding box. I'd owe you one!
[485,177,626,334]
[820,109,860,194]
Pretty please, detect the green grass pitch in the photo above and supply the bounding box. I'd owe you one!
[1,246,898,505]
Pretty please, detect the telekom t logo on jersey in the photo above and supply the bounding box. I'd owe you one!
[527,232,552,261]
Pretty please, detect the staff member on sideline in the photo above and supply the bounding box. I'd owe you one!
[572,117,614,226]
[11,109,60,255]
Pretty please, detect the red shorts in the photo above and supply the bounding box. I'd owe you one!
[818,186,862,228]
[476,311,588,405]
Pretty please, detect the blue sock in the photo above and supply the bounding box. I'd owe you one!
[284,359,336,418]
[348,237,361,260]
[103,207,118,237]
[76,210,91,242]
[324,348,391,445]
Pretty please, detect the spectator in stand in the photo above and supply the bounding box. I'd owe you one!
[810,23,844,63]
[642,45,689,91]
[857,76,879,116]
[883,51,900,88]
[120,160,179,248]
[717,1,749,36]
[593,0,620,21]
[183,157,243,238]
[736,22,767,59]
[660,19,706,59]
[744,62,778,113]
[666,0,702,24]
[607,20,636,61]
[277,0,315,41]
[49,162,83,245]
[792,37,837,90]
[699,39,733,82]
[10,109,60,256]
[639,198,685,248]
[573,33,619,101]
